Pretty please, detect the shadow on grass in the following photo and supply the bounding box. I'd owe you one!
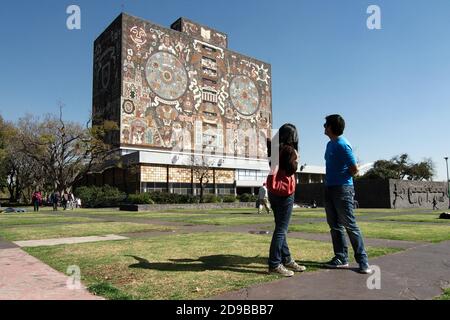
[126,255,335,275]
[126,254,270,275]
[296,260,328,270]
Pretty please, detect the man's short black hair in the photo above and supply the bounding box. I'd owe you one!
[325,114,345,136]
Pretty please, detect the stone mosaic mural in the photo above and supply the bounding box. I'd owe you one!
[92,15,122,146]
[117,13,272,159]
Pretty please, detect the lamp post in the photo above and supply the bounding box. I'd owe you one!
[445,157,449,209]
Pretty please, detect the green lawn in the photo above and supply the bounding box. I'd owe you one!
[354,208,435,215]
[435,288,450,300]
[287,221,450,243]
[0,222,174,241]
[24,232,401,300]
[0,213,95,226]
[85,209,326,226]
[371,214,450,224]
[121,213,276,226]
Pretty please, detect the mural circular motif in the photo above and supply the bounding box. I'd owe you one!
[145,52,188,100]
[229,76,259,116]
[122,100,135,114]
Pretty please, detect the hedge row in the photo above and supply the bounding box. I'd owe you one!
[75,186,258,208]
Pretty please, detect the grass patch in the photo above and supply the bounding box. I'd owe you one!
[372,214,450,224]
[135,214,276,226]
[160,208,258,214]
[292,211,326,219]
[63,208,121,215]
[24,232,401,300]
[0,214,94,226]
[115,212,212,220]
[435,288,450,300]
[354,208,435,215]
[287,221,450,243]
[111,210,325,226]
[0,222,174,241]
[88,282,135,300]
[77,211,275,226]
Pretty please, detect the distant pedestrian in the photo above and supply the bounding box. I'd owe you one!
[432,198,438,210]
[68,193,75,210]
[323,114,372,274]
[62,192,69,210]
[51,192,59,211]
[76,197,82,209]
[257,183,271,214]
[32,190,42,212]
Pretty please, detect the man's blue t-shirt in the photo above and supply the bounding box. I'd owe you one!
[324,136,357,186]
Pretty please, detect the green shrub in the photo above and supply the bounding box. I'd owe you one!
[127,193,154,205]
[75,185,126,208]
[146,191,199,204]
[238,193,257,202]
[146,191,171,204]
[201,194,221,203]
[221,195,237,203]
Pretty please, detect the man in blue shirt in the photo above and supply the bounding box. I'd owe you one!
[323,114,372,274]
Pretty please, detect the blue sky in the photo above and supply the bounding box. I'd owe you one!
[1,0,449,180]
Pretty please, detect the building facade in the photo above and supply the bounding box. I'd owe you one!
[91,13,272,195]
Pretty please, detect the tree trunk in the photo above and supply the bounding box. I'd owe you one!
[199,177,204,203]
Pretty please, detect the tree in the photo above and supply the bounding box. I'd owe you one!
[0,117,42,202]
[0,106,117,203]
[406,158,435,181]
[0,115,7,190]
[190,155,213,203]
[15,106,117,196]
[0,115,7,191]
[360,153,435,181]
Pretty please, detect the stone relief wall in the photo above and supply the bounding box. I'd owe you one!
[120,14,272,160]
[295,179,449,209]
[389,179,449,210]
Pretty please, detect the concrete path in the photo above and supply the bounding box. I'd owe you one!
[14,234,129,248]
[212,240,450,300]
[0,239,18,250]
[286,231,426,250]
[0,246,103,300]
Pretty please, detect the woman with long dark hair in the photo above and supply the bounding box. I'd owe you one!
[266,123,306,277]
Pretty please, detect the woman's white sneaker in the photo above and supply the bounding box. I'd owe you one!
[269,265,294,277]
[284,260,307,272]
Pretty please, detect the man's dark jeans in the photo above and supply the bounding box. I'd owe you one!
[33,200,39,212]
[268,192,294,269]
[324,185,368,265]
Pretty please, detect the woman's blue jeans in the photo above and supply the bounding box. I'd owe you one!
[268,192,294,269]
[324,185,368,265]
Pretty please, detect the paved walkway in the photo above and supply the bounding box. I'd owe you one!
[14,234,129,248]
[0,240,103,300]
[212,240,450,300]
